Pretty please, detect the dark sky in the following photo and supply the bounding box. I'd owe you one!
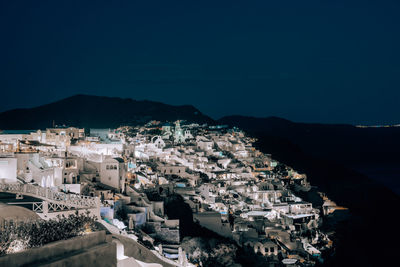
[1,1,399,124]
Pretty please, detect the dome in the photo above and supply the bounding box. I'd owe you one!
[0,203,41,222]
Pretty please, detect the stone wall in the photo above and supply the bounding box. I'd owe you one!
[158,227,180,244]
[146,221,180,244]
[0,230,116,267]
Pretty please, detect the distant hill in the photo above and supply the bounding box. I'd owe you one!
[0,95,214,129]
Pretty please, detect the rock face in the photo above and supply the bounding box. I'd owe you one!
[0,94,214,129]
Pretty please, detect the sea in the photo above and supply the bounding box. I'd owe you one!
[352,163,400,195]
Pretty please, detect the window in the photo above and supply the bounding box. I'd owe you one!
[64,178,67,184]
[265,247,269,253]
[270,247,274,253]
[106,165,110,170]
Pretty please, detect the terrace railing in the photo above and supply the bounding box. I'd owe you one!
[0,183,99,209]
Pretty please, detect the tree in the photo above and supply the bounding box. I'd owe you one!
[116,205,128,221]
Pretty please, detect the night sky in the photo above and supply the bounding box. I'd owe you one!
[1,0,399,124]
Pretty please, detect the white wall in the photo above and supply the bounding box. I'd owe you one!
[0,158,17,182]
[100,160,120,189]
[63,184,81,194]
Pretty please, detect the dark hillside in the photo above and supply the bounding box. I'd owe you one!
[219,116,400,266]
[0,95,214,129]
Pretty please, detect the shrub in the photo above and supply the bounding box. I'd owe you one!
[0,211,98,256]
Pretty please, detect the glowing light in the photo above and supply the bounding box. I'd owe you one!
[6,239,28,254]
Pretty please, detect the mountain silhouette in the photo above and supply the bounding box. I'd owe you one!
[0,95,213,129]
